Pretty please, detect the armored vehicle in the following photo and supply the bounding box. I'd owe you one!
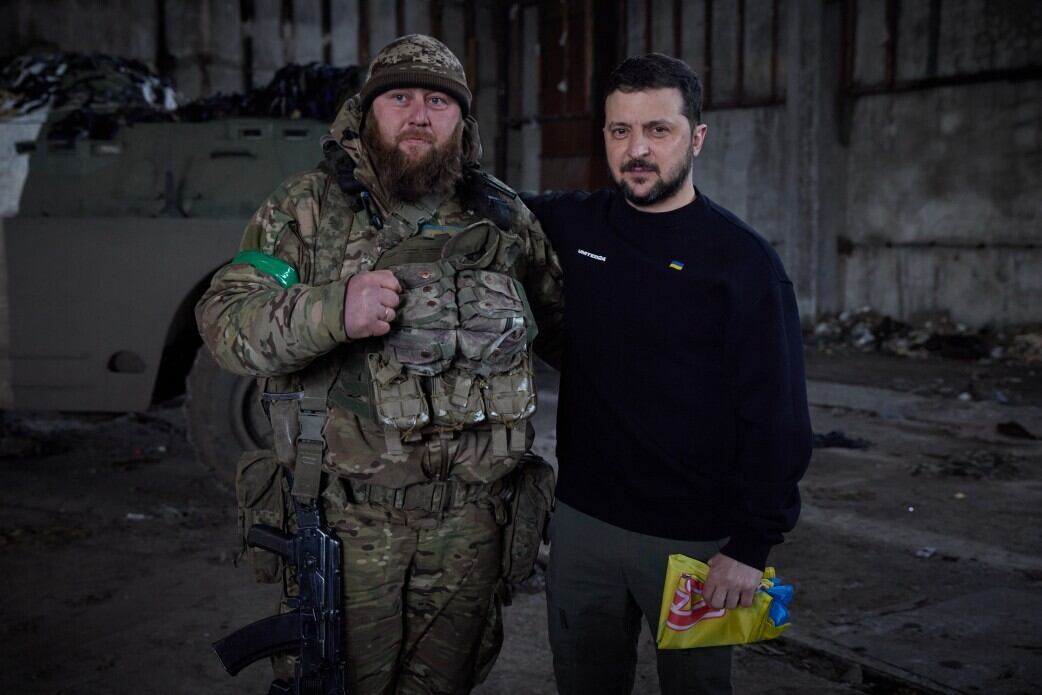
[3,117,326,485]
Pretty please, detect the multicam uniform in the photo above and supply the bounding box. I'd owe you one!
[196,90,563,693]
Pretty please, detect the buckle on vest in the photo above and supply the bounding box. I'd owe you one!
[297,411,326,442]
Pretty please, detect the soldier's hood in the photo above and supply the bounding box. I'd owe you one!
[327,94,483,209]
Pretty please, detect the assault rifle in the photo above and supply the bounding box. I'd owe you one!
[212,499,346,695]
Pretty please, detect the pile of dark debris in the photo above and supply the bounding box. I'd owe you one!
[807,306,1042,365]
[0,52,360,139]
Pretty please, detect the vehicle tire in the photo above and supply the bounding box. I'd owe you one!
[185,347,272,491]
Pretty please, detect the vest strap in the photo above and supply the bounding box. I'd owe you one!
[451,375,473,409]
[509,424,526,452]
[492,423,509,459]
[384,425,406,459]
[290,384,331,503]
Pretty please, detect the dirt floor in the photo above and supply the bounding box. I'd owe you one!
[0,348,1039,694]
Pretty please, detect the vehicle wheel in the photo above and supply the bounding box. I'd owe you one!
[185,347,272,490]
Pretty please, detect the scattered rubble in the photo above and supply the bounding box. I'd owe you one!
[0,525,91,546]
[0,410,186,464]
[914,547,937,560]
[1009,333,1042,364]
[910,450,1022,480]
[808,306,1042,366]
[812,430,870,449]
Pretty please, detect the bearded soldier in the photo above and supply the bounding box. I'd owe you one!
[196,35,563,694]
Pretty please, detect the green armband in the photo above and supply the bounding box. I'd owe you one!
[232,250,300,288]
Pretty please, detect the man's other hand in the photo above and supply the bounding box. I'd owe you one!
[703,553,763,609]
[344,270,401,339]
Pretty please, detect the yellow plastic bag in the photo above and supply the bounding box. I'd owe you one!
[655,554,793,649]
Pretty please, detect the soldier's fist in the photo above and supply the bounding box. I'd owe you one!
[344,270,401,339]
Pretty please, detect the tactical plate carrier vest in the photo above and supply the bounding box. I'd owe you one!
[264,167,538,505]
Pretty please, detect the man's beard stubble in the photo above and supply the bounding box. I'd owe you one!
[614,144,694,208]
[363,116,464,204]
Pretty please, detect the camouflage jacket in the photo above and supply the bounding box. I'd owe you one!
[195,97,564,489]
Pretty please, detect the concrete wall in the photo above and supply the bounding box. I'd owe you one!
[841,79,1042,326]
[834,0,1042,326]
[693,104,792,265]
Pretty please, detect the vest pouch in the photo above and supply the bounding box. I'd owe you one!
[429,367,487,427]
[483,353,536,422]
[235,450,287,583]
[385,261,460,375]
[442,220,500,270]
[501,452,556,587]
[458,326,528,375]
[384,328,457,376]
[482,354,536,457]
[457,269,529,374]
[490,226,523,272]
[442,219,523,274]
[367,352,429,426]
[392,260,458,331]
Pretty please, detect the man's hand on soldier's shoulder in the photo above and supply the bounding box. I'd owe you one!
[703,553,764,610]
[344,270,401,339]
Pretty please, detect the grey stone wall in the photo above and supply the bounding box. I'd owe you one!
[841,79,1041,326]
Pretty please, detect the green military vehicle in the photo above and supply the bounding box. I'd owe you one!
[3,116,327,485]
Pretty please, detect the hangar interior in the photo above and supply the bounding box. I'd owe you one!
[3,0,1039,326]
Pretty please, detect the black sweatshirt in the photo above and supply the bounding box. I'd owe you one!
[523,188,812,570]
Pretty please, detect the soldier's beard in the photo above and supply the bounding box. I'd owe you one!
[363,117,464,203]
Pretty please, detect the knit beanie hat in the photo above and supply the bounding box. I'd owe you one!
[359,34,472,117]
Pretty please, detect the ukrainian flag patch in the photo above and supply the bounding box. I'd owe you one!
[669,260,685,271]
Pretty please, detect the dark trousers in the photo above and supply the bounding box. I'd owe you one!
[546,502,733,695]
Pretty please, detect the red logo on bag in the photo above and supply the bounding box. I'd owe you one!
[666,574,726,631]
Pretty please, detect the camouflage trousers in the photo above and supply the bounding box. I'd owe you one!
[275,481,504,695]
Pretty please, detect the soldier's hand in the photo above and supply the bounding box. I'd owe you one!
[703,553,763,610]
[344,270,401,339]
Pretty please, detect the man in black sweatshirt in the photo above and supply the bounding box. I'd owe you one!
[521,54,812,695]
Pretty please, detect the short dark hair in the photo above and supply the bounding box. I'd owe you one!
[605,53,703,126]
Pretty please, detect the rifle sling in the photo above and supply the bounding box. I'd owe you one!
[292,389,328,503]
